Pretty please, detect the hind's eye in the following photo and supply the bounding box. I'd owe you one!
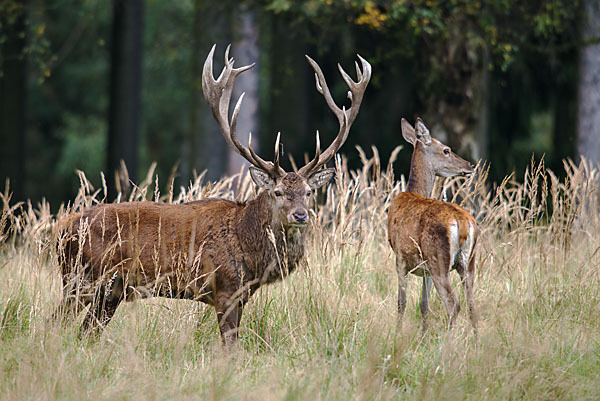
[443,148,450,155]
[274,190,283,197]
[306,191,312,197]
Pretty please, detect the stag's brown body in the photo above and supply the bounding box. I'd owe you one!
[387,118,478,332]
[65,194,306,292]
[62,181,307,340]
[57,45,371,343]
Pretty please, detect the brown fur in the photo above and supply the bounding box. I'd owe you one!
[388,118,478,333]
[58,173,314,344]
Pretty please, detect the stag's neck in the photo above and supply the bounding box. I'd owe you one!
[238,192,306,275]
[406,144,435,198]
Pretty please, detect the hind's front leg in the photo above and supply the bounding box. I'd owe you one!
[396,255,409,330]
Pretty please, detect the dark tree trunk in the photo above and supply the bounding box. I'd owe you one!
[187,0,230,182]
[106,0,144,197]
[422,23,488,162]
[187,1,260,181]
[265,17,310,171]
[552,53,578,173]
[577,0,600,164]
[0,5,27,202]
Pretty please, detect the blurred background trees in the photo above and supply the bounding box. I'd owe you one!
[0,0,596,208]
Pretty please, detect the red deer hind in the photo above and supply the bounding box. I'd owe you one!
[387,118,478,333]
[58,45,371,343]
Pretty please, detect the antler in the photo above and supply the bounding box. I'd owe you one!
[202,44,285,177]
[298,54,372,177]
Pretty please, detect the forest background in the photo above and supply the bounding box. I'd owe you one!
[0,0,597,206]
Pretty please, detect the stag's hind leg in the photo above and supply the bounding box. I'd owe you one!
[81,275,124,335]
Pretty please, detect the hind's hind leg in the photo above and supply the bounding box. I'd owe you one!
[458,254,478,335]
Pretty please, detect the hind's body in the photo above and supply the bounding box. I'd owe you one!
[387,118,478,332]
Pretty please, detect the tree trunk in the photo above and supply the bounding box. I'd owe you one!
[0,5,27,202]
[229,6,260,176]
[423,23,488,162]
[265,17,310,171]
[577,0,600,164]
[552,52,578,173]
[106,0,144,197]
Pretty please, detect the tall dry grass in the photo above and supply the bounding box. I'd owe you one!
[0,149,599,400]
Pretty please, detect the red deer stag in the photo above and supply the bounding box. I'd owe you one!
[57,45,371,344]
[387,118,478,333]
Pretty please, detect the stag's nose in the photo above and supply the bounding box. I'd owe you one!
[292,209,308,224]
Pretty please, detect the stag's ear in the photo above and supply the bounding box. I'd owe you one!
[249,166,276,190]
[401,118,417,146]
[307,168,336,189]
[415,118,432,145]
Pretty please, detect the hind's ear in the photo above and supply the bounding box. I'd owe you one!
[401,118,416,146]
[249,166,276,190]
[307,168,335,189]
[415,118,432,145]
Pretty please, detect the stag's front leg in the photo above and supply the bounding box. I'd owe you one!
[215,292,245,346]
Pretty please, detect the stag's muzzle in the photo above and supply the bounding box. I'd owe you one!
[289,209,308,226]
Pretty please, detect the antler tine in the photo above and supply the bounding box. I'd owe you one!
[273,132,281,172]
[354,60,362,81]
[203,44,284,177]
[305,55,337,119]
[245,133,272,172]
[298,131,322,176]
[298,108,349,176]
[247,132,285,177]
[299,54,370,176]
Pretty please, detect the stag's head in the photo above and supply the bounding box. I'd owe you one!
[202,45,371,228]
[401,118,474,178]
[249,167,336,227]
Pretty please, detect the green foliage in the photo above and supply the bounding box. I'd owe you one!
[56,113,106,188]
[0,288,31,340]
[142,0,194,188]
[262,0,580,72]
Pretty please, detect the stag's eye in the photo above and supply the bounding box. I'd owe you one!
[443,148,450,155]
[274,189,284,197]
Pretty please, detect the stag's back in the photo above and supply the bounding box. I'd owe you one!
[61,200,241,280]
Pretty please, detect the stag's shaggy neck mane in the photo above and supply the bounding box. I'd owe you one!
[406,143,435,198]
[237,191,306,285]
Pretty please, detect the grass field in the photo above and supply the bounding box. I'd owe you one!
[1,150,599,400]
